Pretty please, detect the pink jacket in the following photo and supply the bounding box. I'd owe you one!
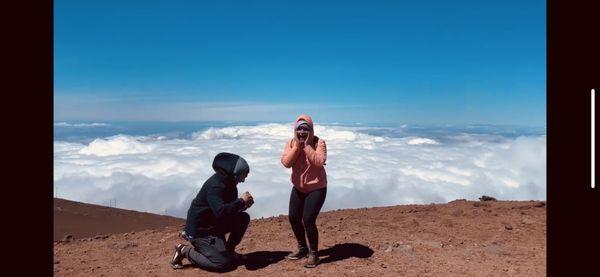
[281,115,328,193]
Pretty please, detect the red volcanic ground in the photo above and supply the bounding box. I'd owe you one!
[54,198,546,276]
[54,198,184,241]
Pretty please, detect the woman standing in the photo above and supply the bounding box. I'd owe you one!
[280,114,327,268]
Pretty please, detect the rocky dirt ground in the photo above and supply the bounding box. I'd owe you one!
[54,199,546,276]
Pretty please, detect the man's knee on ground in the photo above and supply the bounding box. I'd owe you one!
[199,253,232,271]
[210,257,232,270]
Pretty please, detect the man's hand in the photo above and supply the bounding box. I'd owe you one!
[241,191,252,202]
[241,191,254,209]
[245,198,254,209]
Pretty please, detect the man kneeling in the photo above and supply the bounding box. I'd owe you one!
[171,152,254,270]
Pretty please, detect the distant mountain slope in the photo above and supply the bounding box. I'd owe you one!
[54,198,184,241]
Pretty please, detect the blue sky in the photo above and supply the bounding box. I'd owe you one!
[54,0,546,125]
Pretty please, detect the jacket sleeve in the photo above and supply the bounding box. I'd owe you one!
[281,139,300,168]
[206,185,246,219]
[303,139,327,167]
[183,195,202,237]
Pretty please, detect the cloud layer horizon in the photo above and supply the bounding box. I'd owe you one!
[54,123,546,219]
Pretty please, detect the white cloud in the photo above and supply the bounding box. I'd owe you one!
[79,135,155,157]
[406,137,438,145]
[53,124,546,219]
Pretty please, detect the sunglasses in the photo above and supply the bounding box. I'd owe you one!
[296,126,310,132]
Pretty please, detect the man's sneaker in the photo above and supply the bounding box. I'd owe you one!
[180,230,192,241]
[286,246,308,260]
[304,251,320,268]
[170,244,186,269]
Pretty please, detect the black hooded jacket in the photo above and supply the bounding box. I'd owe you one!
[183,152,250,238]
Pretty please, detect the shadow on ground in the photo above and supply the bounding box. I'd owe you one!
[243,251,291,270]
[319,243,374,264]
[179,244,372,272]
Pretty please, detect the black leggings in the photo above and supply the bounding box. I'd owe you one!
[288,187,327,251]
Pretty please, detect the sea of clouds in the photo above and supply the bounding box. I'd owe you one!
[54,123,546,219]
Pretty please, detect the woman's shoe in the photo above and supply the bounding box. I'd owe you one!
[286,245,308,260]
[304,250,320,268]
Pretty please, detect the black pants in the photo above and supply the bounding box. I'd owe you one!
[183,212,250,270]
[288,187,327,252]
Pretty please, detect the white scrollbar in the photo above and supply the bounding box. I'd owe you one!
[593,89,596,188]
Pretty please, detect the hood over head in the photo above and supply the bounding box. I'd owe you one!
[212,152,250,182]
[294,114,314,136]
